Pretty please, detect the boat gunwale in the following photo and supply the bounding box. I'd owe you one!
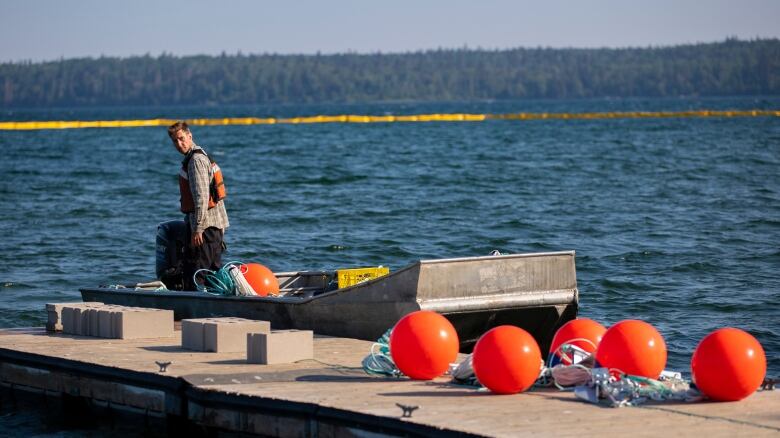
[419,250,575,265]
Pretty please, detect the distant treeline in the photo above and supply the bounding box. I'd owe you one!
[1,38,778,107]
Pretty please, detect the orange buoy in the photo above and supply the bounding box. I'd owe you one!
[549,318,606,365]
[595,319,667,379]
[691,327,766,401]
[472,325,542,394]
[241,263,279,296]
[389,311,459,380]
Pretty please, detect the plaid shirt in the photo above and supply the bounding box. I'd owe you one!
[184,145,229,233]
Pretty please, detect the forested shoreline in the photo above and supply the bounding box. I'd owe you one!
[1,38,777,107]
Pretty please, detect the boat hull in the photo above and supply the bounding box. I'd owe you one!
[81,251,579,352]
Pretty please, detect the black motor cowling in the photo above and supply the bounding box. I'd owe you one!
[155,220,187,290]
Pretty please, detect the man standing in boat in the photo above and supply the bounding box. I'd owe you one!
[168,121,229,291]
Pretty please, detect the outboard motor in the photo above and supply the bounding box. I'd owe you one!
[155,220,187,290]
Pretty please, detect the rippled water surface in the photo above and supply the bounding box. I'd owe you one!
[1,97,778,378]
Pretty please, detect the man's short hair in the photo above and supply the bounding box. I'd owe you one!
[168,121,190,139]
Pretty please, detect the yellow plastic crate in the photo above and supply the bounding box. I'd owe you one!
[337,266,389,288]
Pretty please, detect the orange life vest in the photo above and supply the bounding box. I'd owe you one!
[179,149,226,213]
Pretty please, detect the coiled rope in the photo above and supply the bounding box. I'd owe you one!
[194,261,247,295]
[361,328,403,377]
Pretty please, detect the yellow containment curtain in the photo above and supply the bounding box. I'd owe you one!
[0,110,777,130]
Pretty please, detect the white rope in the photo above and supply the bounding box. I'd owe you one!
[361,329,402,377]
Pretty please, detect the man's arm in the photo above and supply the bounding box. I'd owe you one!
[188,153,211,246]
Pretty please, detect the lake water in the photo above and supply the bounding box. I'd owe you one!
[1,97,778,384]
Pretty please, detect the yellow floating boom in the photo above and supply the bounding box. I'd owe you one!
[0,110,777,130]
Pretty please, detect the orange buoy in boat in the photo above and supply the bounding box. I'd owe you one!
[389,311,459,380]
[472,325,542,394]
[691,327,766,401]
[549,318,606,365]
[595,319,667,379]
[241,263,279,296]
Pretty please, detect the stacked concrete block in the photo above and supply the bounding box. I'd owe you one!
[47,302,103,332]
[182,317,270,352]
[87,308,100,336]
[53,303,173,339]
[61,305,88,335]
[114,308,174,339]
[247,330,314,365]
[205,318,272,353]
[98,306,119,338]
[182,318,211,351]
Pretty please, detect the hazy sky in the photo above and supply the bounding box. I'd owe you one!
[2,0,778,62]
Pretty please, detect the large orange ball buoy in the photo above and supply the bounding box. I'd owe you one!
[691,327,766,401]
[595,319,667,379]
[472,325,542,394]
[549,318,607,365]
[389,311,459,380]
[241,263,279,296]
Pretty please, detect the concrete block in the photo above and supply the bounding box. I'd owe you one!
[182,318,210,351]
[96,305,124,338]
[87,308,100,337]
[98,309,114,338]
[52,304,175,340]
[247,330,313,365]
[60,307,78,334]
[114,308,174,339]
[203,318,271,353]
[79,308,91,336]
[46,311,59,331]
[82,308,94,336]
[62,306,88,335]
[48,302,103,332]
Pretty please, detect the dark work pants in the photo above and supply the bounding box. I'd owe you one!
[182,225,224,291]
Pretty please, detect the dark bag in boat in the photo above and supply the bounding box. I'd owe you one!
[155,220,187,290]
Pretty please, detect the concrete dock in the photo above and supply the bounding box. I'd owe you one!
[0,327,777,437]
